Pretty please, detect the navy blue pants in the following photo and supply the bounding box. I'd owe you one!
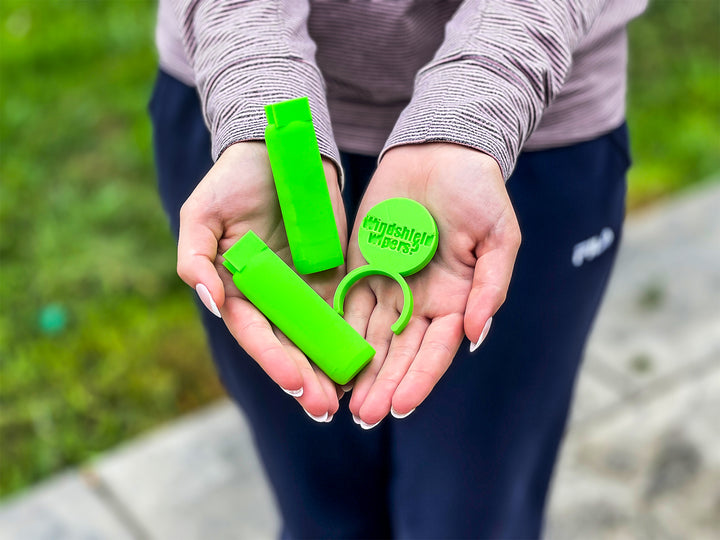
[150,70,630,539]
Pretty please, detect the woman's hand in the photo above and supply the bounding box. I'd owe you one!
[177,142,347,421]
[344,143,521,428]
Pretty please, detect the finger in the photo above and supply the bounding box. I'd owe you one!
[357,316,428,425]
[342,282,375,338]
[392,313,465,414]
[221,297,304,397]
[340,215,376,340]
[275,332,334,421]
[339,381,354,401]
[464,222,521,346]
[177,200,226,313]
[311,363,341,419]
[348,303,400,420]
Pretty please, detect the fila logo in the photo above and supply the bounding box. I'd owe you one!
[572,227,615,267]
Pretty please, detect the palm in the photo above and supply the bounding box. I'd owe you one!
[212,151,287,292]
[345,143,520,427]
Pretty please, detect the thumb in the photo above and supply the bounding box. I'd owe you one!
[464,222,521,349]
[177,199,226,317]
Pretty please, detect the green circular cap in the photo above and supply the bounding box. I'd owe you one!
[358,198,438,276]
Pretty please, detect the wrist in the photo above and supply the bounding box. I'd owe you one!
[380,143,502,186]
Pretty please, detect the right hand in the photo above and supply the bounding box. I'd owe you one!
[343,144,521,427]
[177,142,347,421]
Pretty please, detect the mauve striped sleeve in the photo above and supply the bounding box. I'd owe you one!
[171,0,340,169]
[384,0,609,180]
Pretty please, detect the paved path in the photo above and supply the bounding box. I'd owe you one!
[2,182,719,540]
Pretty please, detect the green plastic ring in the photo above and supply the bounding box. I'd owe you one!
[333,265,414,335]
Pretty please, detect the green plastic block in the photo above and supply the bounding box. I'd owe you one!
[265,97,344,275]
[334,198,438,335]
[223,230,375,385]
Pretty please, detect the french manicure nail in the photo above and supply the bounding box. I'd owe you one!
[325,414,334,423]
[469,317,493,353]
[360,419,381,430]
[196,283,221,318]
[305,410,328,423]
[282,386,304,397]
[391,406,416,419]
[352,414,362,425]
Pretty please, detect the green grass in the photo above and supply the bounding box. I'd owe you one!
[626,0,720,207]
[0,0,718,497]
[0,1,223,497]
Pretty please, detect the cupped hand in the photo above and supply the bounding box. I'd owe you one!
[344,143,521,428]
[177,142,347,421]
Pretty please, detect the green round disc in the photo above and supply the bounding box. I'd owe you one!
[358,197,438,276]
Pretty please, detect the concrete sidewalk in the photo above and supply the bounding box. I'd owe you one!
[2,182,719,540]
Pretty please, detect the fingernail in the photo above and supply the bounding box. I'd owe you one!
[352,414,361,425]
[341,383,353,392]
[196,283,221,318]
[469,317,493,353]
[391,406,416,419]
[282,386,304,397]
[305,410,328,423]
[325,414,334,423]
[360,419,381,430]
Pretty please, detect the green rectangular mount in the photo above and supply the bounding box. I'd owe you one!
[222,230,375,385]
[265,97,344,275]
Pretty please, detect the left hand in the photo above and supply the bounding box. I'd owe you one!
[343,143,521,428]
[177,142,347,421]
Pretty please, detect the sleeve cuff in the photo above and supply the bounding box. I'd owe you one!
[206,58,344,187]
[382,59,542,182]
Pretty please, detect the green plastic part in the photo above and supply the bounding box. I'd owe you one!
[334,266,413,335]
[264,97,344,275]
[222,230,375,385]
[333,197,439,335]
[358,197,438,276]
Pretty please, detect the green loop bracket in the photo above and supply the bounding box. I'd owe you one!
[333,197,439,335]
[333,266,413,335]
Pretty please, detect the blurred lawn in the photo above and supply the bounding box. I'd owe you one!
[627,0,720,205]
[0,1,718,497]
[0,0,222,497]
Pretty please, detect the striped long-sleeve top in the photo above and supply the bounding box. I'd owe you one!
[156,0,647,181]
